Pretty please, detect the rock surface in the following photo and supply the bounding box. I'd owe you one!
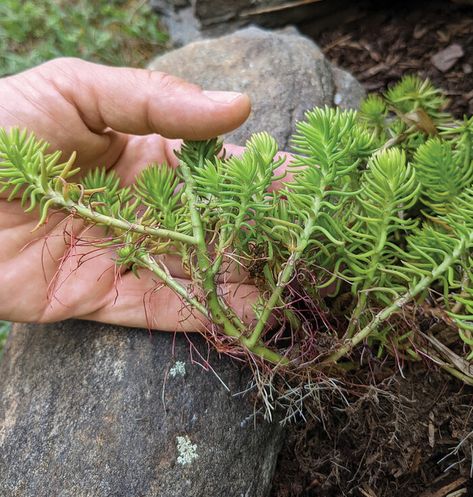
[149,26,364,150]
[0,27,363,497]
[151,0,348,46]
[0,322,282,497]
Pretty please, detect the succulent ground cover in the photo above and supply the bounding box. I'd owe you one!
[1,77,473,415]
[276,5,473,493]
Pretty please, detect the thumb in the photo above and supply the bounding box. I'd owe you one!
[39,58,251,140]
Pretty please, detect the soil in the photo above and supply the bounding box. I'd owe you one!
[270,1,473,496]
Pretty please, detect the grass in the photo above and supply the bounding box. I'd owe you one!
[0,321,11,355]
[0,1,167,353]
[0,0,168,77]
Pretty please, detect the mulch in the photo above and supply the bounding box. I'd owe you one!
[307,0,473,117]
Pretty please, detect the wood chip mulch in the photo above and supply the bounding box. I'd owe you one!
[305,0,473,117]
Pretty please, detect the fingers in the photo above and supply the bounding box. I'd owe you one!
[79,268,260,332]
[114,135,294,189]
[38,58,251,140]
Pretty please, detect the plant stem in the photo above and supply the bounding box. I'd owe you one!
[139,252,286,364]
[178,157,288,364]
[247,217,315,348]
[381,124,417,151]
[346,222,388,337]
[210,224,229,278]
[247,183,329,348]
[451,262,470,314]
[247,343,288,364]
[178,158,246,335]
[48,190,198,246]
[439,362,473,386]
[136,253,209,318]
[211,203,251,278]
[326,234,472,363]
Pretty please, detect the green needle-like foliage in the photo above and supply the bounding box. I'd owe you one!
[413,138,473,214]
[359,94,388,130]
[342,148,420,329]
[0,128,79,204]
[83,168,135,221]
[385,74,447,120]
[135,164,182,229]
[2,75,473,403]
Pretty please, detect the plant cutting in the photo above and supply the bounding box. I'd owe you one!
[1,75,473,403]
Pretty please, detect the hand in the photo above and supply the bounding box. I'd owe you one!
[0,58,255,331]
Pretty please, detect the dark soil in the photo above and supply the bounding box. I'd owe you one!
[271,2,473,496]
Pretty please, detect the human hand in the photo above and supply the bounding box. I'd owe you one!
[0,58,256,331]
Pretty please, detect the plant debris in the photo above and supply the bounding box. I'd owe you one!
[271,366,473,497]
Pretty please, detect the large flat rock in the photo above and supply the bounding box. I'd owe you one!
[0,321,283,496]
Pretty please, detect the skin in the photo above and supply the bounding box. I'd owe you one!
[0,57,264,332]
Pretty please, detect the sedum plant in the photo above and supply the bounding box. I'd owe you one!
[2,75,473,400]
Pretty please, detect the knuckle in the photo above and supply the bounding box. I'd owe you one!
[149,71,179,91]
[36,57,91,95]
[147,70,200,94]
[42,57,84,72]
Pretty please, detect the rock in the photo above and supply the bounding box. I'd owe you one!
[331,66,367,111]
[0,27,363,497]
[151,0,349,46]
[149,26,365,150]
[0,322,283,497]
[161,6,201,47]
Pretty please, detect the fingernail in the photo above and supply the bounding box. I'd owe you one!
[203,90,243,103]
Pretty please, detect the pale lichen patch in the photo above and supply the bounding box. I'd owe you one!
[176,435,198,466]
[169,361,186,378]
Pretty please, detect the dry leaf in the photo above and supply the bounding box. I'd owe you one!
[404,108,438,135]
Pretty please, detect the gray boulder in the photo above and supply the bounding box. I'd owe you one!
[0,27,363,497]
[149,26,364,150]
[1,322,282,497]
